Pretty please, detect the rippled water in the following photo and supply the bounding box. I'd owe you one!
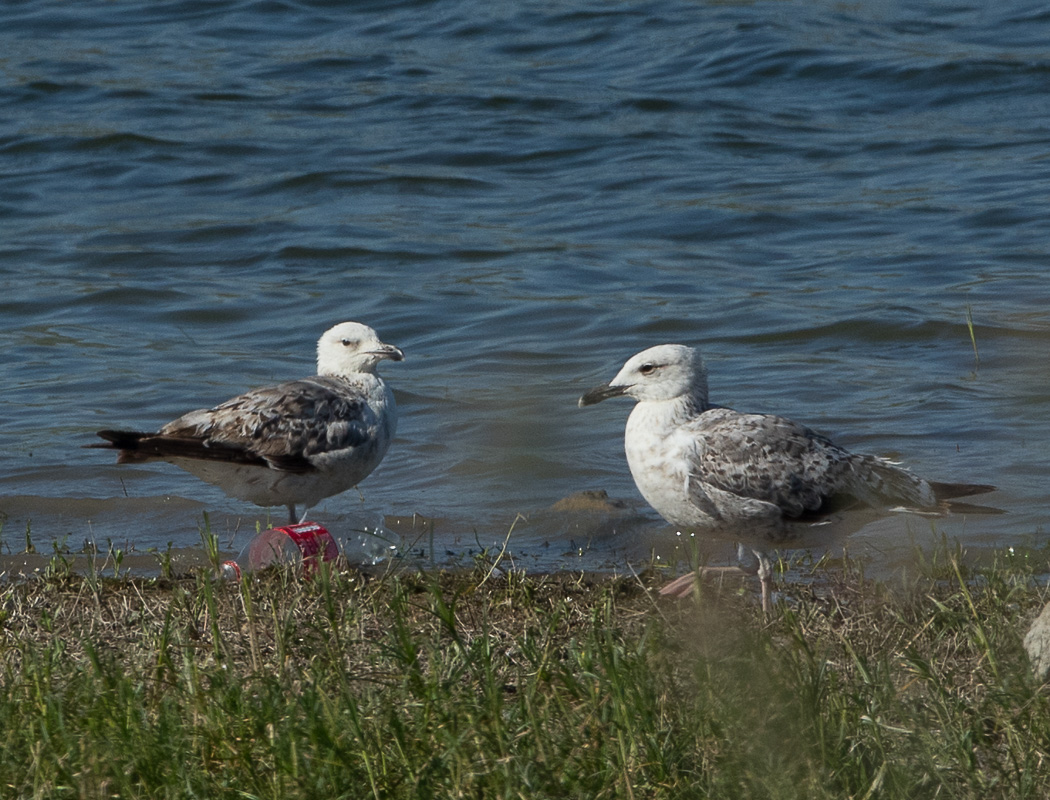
[3,0,1049,577]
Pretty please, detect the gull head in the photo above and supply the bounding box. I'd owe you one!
[578,344,708,407]
[317,322,404,376]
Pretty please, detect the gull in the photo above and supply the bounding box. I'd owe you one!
[91,321,403,524]
[578,344,995,612]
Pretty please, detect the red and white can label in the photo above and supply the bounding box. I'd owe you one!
[275,522,339,569]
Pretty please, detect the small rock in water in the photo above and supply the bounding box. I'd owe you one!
[547,489,632,514]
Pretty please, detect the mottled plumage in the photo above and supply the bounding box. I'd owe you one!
[579,344,994,610]
[92,322,403,523]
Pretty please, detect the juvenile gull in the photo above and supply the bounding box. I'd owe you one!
[578,344,994,611]
[91,321,403,524]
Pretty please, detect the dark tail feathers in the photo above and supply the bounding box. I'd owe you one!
[929,481,996,501]
[88,429,255,466]
[89,429,150,450]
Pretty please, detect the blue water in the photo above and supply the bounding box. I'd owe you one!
[3,0,1049,576]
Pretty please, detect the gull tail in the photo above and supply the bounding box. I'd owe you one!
[929,480,997,501]
[89,429,259,467]
[848,455,938,508]
[88,429,315,473]
[929,480,1002,515]
[86,429,156,463]
[848,455,997,513]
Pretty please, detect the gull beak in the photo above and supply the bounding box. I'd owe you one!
[578,382,629,407]
[370,342,405,362]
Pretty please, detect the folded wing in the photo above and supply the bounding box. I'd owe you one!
[93,377,374,474]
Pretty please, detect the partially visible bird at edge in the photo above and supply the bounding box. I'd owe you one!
[90,321,403,524]
[578,344,996,613]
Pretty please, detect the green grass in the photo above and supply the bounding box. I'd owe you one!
[965,304,980,368]
[2,546,1050,799]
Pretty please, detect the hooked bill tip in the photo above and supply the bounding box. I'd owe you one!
[372,345,404,362]
[578,382,628,407]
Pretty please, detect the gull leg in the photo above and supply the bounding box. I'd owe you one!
[740,545,775,614]
[659,571,699,598]
[659,543,753,599]
[658,564,749,598]
[297,505,311,524]
[755,550,773,615]
[287,504,298,525]
[660,546,775,613]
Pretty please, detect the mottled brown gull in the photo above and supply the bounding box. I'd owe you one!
[91,321,403,524]
[578,344,995,612]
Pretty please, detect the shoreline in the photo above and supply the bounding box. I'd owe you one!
[3,544,1050,797]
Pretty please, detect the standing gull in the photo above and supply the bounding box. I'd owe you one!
[91,321,403,524]
[578,344,994,611]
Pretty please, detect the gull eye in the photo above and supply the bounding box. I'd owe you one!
[341,338,358,347]
[639,363,657,376]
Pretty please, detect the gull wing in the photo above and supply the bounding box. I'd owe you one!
[683,408,855,518]
[96,377,374,474]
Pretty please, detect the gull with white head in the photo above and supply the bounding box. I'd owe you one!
[579,344,995,612]
[91,321,404,524]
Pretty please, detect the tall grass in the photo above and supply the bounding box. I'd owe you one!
[1,547,1049,799]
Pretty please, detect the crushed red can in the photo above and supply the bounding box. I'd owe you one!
[221,522,339,580]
